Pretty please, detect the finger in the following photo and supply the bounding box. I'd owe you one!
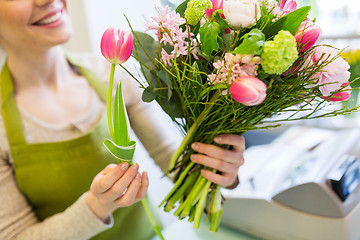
[91,162,129,194]
[135,172,149,201]
[115,172,141,207]
[214,134,245,152]
[200,169,237,187]
[103,163,139,201]
[191,142,243,164]
[91,164,117,184]
[190,154,238,175]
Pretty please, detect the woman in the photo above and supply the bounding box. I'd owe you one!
[0,0,245,239]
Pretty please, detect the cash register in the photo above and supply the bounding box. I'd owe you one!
[221,126,360,240]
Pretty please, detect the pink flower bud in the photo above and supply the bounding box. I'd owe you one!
[100,27,133,64]
[230,76,267,106]
[205,0,224,19]
[294,21,321,52]
[279,0,297,13]
[322,82,352,102]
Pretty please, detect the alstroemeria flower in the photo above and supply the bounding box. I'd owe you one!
[223,0,261,28]
[230,76,266,106]
[305,46,350,96]
[205,0,224,19]
[100,27,133,65]
[322,82,351,102]
[294,20,321,52]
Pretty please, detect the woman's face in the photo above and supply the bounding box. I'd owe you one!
[0,0,73,52]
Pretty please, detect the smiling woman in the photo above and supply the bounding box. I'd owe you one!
[0,0,72,52]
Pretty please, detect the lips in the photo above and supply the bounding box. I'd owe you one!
[33,9,63,26]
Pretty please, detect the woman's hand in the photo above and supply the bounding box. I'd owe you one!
[85,162,148,223]
[190,134,245,189]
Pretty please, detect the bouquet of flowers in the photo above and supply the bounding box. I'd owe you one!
[120,0,358,232]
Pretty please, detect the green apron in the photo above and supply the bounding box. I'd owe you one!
[0,59,161,240]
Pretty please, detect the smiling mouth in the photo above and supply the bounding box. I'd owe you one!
[34,10,63,26]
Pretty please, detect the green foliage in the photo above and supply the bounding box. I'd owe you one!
[232,28,265,55]
[199,21,221,56]
[263,6,311,39]
[176,0,190,17]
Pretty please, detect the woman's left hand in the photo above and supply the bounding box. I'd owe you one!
[190,134,245,189]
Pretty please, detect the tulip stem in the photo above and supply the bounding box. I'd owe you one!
[141,198,164,240]
[107,64,116,141]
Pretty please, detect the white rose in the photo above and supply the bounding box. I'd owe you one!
[223,0,261,28]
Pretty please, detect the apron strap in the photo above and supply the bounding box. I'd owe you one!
[0,54,108,146]
[0,62,26,145]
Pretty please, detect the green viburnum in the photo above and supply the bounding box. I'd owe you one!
[261,30,298,75]
[185,0,212,25]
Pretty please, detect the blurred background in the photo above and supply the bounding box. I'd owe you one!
[65,0,360,230]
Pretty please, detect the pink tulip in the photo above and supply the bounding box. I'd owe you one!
[294,21,321,52]
[100,27,133,65]
[322,82,351,102]
[205,0,224,19]
[230,76,267,106]
[279,0,297,13]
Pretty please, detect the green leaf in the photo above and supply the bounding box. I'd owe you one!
[199,21,221,56]
[103,139,136,163]
[263,6,311,39]
[176,0,190,18]
[213,11,228,33]
[142,86,156,102]
[157,69,173,89]
[232,28,265,55]
[113,82,130,146]
[223,33,234,52]
[133,31,160,71]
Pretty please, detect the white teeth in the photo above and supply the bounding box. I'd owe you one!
[36,11,62,25]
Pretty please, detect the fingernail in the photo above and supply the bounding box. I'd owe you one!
[214,136,222,142]
[131,163,139,170]
[192,143,199,150]
[136,172,141,178]
[121,162,129,170]
[190,154,197,161]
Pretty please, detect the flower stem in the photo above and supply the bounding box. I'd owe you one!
[159,161,195,207]
[164,171,198,212]
[180,175,207,219]
[107,64,116,140]
[168,91,221,170]
[210,185,223,232]
[141,198,164,240]
[193,180,212,229]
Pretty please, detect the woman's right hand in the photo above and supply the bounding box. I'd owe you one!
[85,162,148,223]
